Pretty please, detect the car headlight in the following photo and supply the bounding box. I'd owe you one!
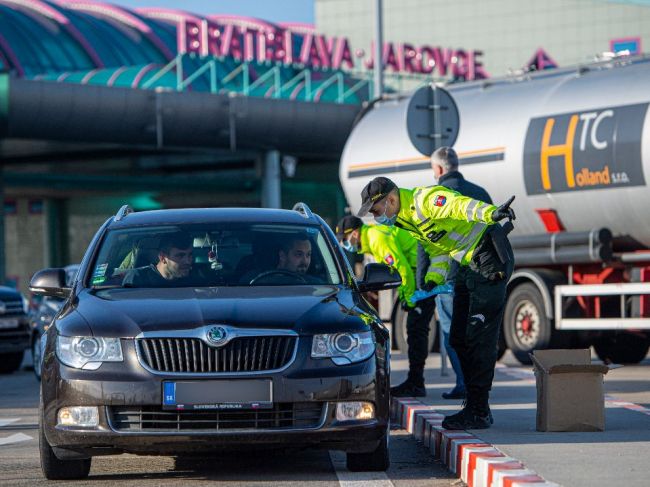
[56,335,123,370]
[21,294,29,314]
[311,331,375,365]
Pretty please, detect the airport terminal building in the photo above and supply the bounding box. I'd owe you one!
[315,0,650,79]
[0,0,649,289]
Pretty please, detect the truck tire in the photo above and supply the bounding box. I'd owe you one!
[0,351,24,374]
[346,427,389,472]
[39,397,91,480]
[392,304,436,354]
[593,333,650,364]
[503,283,552,365]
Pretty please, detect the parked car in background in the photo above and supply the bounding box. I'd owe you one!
[0,285,30,374]
[30,265,79,380]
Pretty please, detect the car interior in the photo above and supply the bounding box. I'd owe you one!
[89,224,338,288]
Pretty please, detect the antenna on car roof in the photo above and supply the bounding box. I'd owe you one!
[292,202,314,219]
[115,205,134,221]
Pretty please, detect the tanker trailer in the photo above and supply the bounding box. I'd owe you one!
[340,55,650,364]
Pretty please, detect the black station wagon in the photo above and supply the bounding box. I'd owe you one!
[31,204,400,480]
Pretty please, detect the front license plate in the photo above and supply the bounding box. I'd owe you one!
[0,318,18,329]
[162,380,273,410]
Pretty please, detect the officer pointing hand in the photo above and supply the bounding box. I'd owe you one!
[491,195,516,222]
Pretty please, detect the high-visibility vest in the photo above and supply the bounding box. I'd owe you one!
[359,224,418,305]
[395,187,498,286]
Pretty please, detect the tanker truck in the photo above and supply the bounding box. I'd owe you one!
[339,55,650,364]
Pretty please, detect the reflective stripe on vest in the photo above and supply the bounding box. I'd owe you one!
[413,188,428,223]
[465,200,478,220]
[427,255,450,279]
[453,223,487,263]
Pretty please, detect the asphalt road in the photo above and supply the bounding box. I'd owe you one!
[0,355,455,487]
[3,349,648,486]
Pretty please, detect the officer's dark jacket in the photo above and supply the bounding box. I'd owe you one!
[438,170,492,204]
[416,171,493,287]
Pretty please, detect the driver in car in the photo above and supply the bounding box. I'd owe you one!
[244,234,321,284]
[277,236,311,274]
[122,234,193,287]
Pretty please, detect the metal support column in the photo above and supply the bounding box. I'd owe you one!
[374,0,384,99]
[261,150,281,208]
[44,199,69,268]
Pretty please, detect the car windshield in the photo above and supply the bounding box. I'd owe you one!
[88,222,342,288]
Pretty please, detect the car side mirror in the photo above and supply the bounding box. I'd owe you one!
[357,263,402,293]
[29,268,71,298]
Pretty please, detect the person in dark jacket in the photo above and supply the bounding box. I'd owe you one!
[418,147,493,400]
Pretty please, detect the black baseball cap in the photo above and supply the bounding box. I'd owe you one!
[357,177,397,217]
[335,215,363,239]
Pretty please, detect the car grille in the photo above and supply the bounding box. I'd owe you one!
[109,403,325,432]
[0,299,24,316]
[136,336,297,373]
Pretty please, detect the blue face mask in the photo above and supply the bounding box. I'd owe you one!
[374,200,397,226]
[341,239,358,253]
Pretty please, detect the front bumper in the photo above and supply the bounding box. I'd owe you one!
[41,339,389,457]
[0,316,30,353]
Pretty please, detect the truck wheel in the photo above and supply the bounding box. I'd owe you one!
[40,398,91,480]
[503,283,552,365]
[346,428,389,472]
[593,333,650,364]
[392,304,436,354]
[0,351,24,374]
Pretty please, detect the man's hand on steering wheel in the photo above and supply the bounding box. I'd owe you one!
[248,269,308,285]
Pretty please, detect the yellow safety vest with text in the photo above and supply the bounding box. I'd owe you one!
[359,224,418,305]
[395,187,498,286]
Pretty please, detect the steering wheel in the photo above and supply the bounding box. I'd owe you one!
[249,269,308,285]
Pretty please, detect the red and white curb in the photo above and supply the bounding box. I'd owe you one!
[390,398,560,487]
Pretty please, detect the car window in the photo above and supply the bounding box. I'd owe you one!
[88,223,342,288]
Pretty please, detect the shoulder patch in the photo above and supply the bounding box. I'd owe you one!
[384,254,395,266]
[434,195,447,207]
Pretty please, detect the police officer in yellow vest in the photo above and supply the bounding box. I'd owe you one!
[336,216,436,397]
[357,176,515,430]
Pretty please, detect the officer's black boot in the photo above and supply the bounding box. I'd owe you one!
[390,368,426,397]
[442,391,491,430]
[441,399,470,430]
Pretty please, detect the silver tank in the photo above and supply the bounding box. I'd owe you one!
[340,56,650,247]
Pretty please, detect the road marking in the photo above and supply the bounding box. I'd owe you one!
[0,433,32,446]
[0,418,20,428]
[329,451,394,487]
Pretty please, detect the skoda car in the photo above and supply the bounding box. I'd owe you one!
[31,204,400,480]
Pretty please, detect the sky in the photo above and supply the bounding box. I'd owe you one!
[110,0,315,24]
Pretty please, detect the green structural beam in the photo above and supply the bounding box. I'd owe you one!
[0,74,8,135]
[3,172,259,192]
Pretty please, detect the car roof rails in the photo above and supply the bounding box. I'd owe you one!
[115,205,134,221]
[292,202,314,219]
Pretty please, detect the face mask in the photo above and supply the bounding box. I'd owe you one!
[374,200,397,226]
[341,239,358,253]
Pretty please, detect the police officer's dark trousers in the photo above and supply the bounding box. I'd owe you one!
[449,227,514,411]
[405,294,436,386]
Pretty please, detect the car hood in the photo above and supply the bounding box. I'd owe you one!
[63,286,374,338]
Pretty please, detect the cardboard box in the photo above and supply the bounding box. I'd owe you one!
[530,349,611,432]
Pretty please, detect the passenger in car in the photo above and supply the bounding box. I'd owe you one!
[122,233,194,287]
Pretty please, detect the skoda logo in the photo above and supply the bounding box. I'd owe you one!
[206,326,228,347]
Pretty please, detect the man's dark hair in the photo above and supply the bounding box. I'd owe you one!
[280,233,311,254]
[159,233,193,255]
